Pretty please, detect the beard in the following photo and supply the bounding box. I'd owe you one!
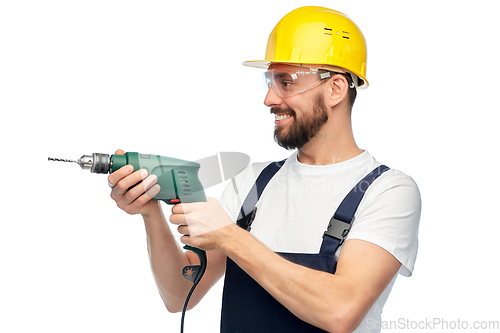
[272,94,329,150]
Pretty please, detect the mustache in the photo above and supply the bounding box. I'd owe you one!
[270,107,296,117]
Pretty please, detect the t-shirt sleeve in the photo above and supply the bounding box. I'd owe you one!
[345,170,421,277]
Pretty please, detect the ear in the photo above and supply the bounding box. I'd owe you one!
[324,74,349,109]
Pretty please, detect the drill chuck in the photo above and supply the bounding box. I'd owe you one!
[78,153,111,174]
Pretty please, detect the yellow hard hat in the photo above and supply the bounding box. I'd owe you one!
[244,6,368,88]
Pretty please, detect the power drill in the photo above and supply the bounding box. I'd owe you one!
[49,152,207,204]
[49,151,208,332]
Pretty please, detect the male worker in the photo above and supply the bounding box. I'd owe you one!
[108,6,420,333]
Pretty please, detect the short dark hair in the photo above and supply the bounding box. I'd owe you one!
[343,73,357,111]
[325,71,357,111]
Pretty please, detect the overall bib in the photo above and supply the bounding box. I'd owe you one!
[221,160,389,333]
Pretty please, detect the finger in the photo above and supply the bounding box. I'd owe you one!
[108,165,134,188]
[177,225,190,236]
[145,183,161,199]
[130,184,161,209]
[142,174,158,192]
[114,149,126,155]
[171,202,195,215]
[169,211,186,225]
[123,174,158,205]
[113,168,148,198]
[179,235,199,248]
[180,235,189,246]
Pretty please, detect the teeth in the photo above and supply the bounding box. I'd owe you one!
[275,114,292,121]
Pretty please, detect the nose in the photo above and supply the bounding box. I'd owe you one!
[264,86,283,107]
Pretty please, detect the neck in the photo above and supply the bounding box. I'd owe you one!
[297,112,363,165]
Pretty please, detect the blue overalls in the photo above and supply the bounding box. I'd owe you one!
[220,160,390,333]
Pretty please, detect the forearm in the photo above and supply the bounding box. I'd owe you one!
[174,200,400,332]
[143,202,195,312]
[107,161,215,312]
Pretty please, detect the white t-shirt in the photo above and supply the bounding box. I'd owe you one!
[219,150,421,333]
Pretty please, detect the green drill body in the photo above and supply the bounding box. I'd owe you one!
[49,152,207,204]
[111,152,207,204]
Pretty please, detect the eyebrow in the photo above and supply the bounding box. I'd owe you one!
[273,73,292,79]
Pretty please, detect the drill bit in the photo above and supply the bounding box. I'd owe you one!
[48,157,79,164]
[48,155,91,170]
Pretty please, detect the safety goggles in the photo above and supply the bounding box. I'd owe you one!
[263,68,334,98]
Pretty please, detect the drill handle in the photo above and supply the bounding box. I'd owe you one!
[170,164,207,273]
[171,164,207,204]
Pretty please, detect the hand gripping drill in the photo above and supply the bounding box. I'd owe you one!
[49,152,207,332]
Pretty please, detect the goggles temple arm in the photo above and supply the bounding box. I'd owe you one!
[322,70,357,89]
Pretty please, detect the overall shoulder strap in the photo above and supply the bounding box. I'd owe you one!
[322,165,390,251]
[236,159,286,230]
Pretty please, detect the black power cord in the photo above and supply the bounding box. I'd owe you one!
[180,246,207,333]
[180,283,198,332]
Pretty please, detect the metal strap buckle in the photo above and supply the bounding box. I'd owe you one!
[323,218,352,245]
[236,207,258,232]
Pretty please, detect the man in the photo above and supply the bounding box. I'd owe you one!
[108,6,420,333]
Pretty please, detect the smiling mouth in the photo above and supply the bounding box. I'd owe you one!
[275,114,292,121]
[270,107,295,125]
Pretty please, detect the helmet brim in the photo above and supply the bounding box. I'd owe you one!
[242,60,271,69]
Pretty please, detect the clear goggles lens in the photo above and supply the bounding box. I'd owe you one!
[262,69,332,97]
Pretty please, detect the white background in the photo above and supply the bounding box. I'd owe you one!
[1,0,499,332]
